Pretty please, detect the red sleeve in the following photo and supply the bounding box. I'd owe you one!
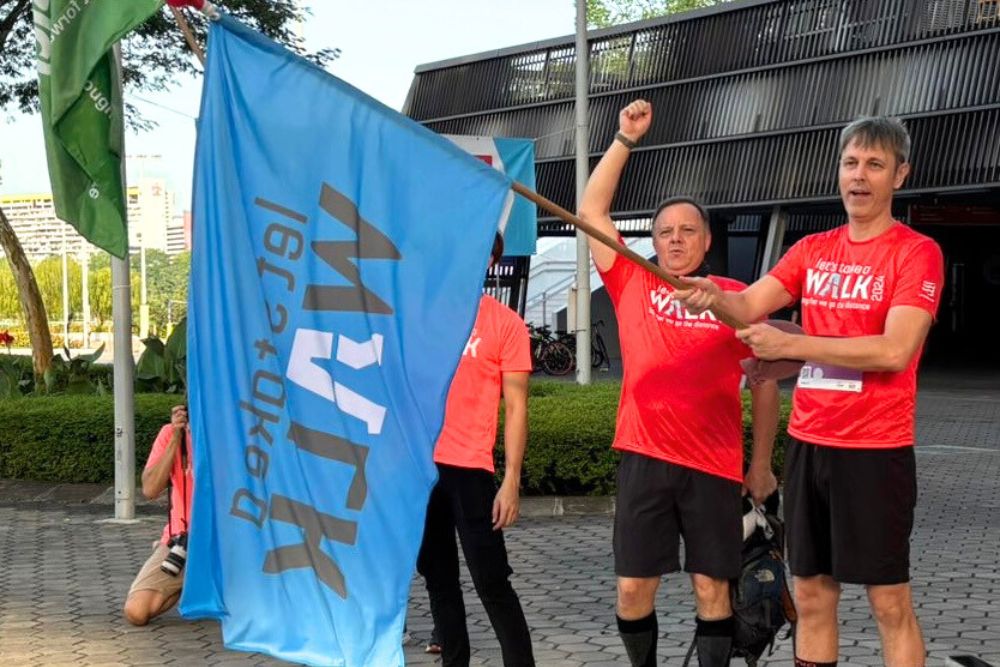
[595,237,639,305]
[500,308,533,373]
[144,424,175,471]
[767,237,811,302]
[890,238,945,317]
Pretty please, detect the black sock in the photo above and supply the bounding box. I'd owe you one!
[695,616,733,667]
[794,659,837,667]
[617,612,658,667]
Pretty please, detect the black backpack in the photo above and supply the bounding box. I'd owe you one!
[729,508,796,665]
[683,499,796,666]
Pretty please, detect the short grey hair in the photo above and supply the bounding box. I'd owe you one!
[839,116,911,166]
[650,196,711,234]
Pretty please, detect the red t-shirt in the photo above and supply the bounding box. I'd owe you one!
[145,425,194,545]
[769,222,944,448]
[600,254,751,482]
[434,294,533,472]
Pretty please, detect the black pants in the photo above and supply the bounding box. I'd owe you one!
[416,463,535,667]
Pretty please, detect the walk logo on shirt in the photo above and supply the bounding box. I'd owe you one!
[919,280,938,302]
[463,329,482,358]
[804,259,886,311]
[648,286,720,328]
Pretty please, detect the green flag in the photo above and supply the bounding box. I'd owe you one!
[34,0,164,258]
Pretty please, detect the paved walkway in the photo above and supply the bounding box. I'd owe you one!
[1,377,998,666]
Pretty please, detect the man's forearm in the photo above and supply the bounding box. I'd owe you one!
[502,405,528,485]
[749,381,779,469]
[141,433,180,498]
[719,291,761,326]
[578,140,632,220]
[785,333,909,372]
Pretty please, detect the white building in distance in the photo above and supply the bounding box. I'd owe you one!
[0,178,174,261]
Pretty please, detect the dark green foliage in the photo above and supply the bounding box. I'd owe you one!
[1,316,187,396]
[742,391,793,479]
[1,0,339,122]
[43,344,108,394]
[0,381,790,492]
[0,351,114,396]
[498,380,791,496]
[585,0,728,29]
[0,354,34,398]
[502,381,622,495]
[0,394,179,482]
[135,317,187,393]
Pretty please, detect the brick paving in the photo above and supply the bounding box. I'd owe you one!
[0,380,997,666]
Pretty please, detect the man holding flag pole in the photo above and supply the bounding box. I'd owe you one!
[577,99,781,667]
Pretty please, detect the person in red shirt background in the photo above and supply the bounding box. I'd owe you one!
[578,99,781,667]
[416,233,535,667]
[123,404,194,626]
[677,116,943,667]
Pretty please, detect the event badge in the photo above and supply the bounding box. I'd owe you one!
[796,362,863,392]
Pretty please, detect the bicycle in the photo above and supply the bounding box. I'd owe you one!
[526,324,574,376]
[552,321,611,372]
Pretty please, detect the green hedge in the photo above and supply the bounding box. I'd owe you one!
[0,382,791,494]
[498,380,792,496]
[0,394,180,482]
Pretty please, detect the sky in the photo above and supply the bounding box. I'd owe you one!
[0,0,577,211]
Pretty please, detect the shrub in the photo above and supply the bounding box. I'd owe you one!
[0,381,791,494]
[499,380,791,496]
[135,318,187,393]
[0,353,114,396]
[0,394,181,482]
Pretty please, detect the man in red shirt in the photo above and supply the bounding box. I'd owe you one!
[123,404,194,626]
[416,233,535,667]
[578,99,781,667]
[677,116,943,667]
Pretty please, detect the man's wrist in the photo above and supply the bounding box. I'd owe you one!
[614,131,639,150]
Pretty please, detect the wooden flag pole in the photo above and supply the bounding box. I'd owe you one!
[510,181,748,331]
[169,5,206,66]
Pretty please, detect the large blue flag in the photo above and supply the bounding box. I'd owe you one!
[443,135,537,256]
[180,15,512,667]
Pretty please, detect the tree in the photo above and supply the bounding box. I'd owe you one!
[32,255,81,325]
[147,250,190,335]
[0,206,53,374]
[88,264,113,331]
[0,262,20,322]
[130,248,189,336]
[585,0,728,28]
[0,0,338,377]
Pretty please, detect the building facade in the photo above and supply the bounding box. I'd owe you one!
[406,0,1000,367]
[166,210,192,256]
[0,178,175,260]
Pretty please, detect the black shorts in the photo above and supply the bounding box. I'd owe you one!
[783,438,917,585]
[613,452,742,580]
